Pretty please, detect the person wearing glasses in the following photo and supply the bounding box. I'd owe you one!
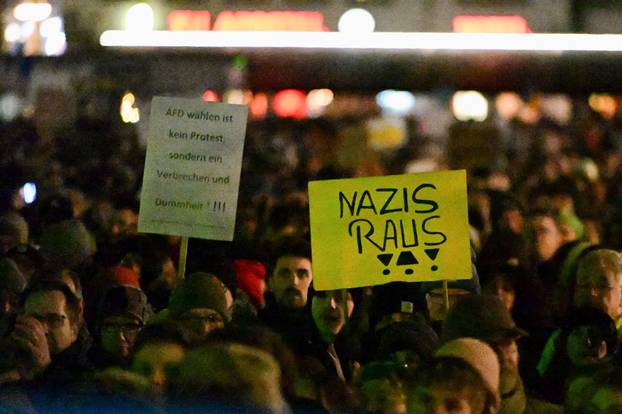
[573,249,622,335]
[90,285,153,369]
[0,279,92,393]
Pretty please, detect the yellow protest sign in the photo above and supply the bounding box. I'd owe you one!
[308,170,471,290]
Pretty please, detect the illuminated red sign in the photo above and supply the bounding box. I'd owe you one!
[452,15,531,33]
[166,10,329,32]
[167,10,212,31]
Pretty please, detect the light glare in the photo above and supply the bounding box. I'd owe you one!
[120,92,140,123]
[14,2,52,22]
[452,91,488,122]
[44,32,66,55]
[100,31,622,52]
[338,9,375,33]
[40,17,63,37]
[589,94,617,119]
[376,90,416,116]
[4,23,21,43]
[20,183,37,204]
[495,92,524,120]
[125,3,154,32]
[223,89,245,105]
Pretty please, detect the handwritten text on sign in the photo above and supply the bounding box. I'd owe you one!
[138,97,247,241]
[308,170,471,290]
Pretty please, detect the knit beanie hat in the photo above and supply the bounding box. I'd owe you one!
[98,285,153,327]
[168,272,230,321]
[375,320,439,361]
[0,212,29,248]
[442,294,527,342]
[233,259,266,307]
[435,337,501,410]
[109,265,140,289]
[38,219,96,269]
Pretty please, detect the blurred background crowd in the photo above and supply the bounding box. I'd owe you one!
[5,0,622,413]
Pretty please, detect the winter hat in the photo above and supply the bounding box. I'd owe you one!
[109,265,140,289]
[0,257,27,294]
[442,294,527,342]
[233,259,266,307]
[98,285,153,327]
[375,320,440,362]
[38,219,96,269]
[168,272,230,321]
[435,338,500,410]
[174,342,286,414]
[0,212,29,248]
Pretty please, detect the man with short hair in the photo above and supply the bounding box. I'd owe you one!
[529,209,565,264]
[0,279,92,386]
[259,237,315,347]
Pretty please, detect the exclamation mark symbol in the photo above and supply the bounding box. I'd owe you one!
[377,254,393,276]
[425,248,440,271]
[213,201,226,212]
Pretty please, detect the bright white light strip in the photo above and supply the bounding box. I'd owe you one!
[14,3,52,22]
[100,31,622,52]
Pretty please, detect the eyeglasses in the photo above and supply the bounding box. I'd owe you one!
[29,313,67,329]
[101,323,143,336]
[179,312,223,325]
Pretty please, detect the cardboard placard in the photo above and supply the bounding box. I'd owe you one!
[308,170,471,290]
[138,96,247,241]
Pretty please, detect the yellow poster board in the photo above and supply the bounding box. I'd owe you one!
[308,170,472,290]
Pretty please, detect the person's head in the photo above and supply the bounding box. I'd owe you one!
[0,211,28,254]
[131,323,187,394]
[529,209,564,262]
[374,319,440,373]
[38,219,96,270]
[482,271,516,312]
[98,285,153,360]
[574,249,622,320]
[168,272,231,344]
[22,280,81,355]
[171,342,288,414]
[408,338,501,414]
[357,362,407,414]
[268,237,313,310]
[442,295,526,396]
[312,289,354,343]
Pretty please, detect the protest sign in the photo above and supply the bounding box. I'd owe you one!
[308,170,471,290]
[138,96,247,241]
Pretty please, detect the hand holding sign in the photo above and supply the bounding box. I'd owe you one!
[308,170,471,290]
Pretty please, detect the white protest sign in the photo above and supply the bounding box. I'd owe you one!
[138,96,247,241]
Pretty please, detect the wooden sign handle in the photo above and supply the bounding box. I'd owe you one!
[443,280,450,312]
[177,236,189,280]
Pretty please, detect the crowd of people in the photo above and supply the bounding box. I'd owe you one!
[1,96,622,413]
